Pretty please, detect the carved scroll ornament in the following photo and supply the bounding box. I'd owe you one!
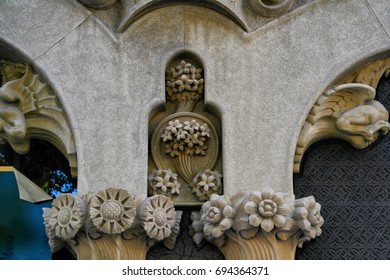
[43,188,182,259]
[189,189,324,259]
[294,58,390,173]
[0,61,77,176]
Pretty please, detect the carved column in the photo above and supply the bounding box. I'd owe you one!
[189,190,324,260]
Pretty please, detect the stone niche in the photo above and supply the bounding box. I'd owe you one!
[148,56,223,206]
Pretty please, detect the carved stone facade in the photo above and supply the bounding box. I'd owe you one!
[1,0,390,260]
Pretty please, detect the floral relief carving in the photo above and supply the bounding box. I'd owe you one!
[162,119,211,157]
[148,169,181,196]
[149,58,222,204]
[139,195,177,241]
[89,188,136,234]
[44,194,87,240]
[42,190,182,259]
[189,188,324,260]
[166,60,204,103]
[190,169,222,201]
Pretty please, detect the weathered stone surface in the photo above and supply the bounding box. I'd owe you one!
[366,0,390,37]
[0,0,90,60]
[1,0,390,199]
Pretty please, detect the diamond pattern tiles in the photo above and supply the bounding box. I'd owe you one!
[294,75,390,259]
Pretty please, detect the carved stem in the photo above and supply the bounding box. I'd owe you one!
[220,230,297,260]
[68,232,149,260]
[177,99,196,112]
[175,153,194,183]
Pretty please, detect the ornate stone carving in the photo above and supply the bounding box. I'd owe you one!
[0,61,77,177]
[149,59,222,205]
[42,190,182,259]
[294,58,390,173]
[189,189,324,259]
[190,169,222,201]
[148,169,181,196]
[249,0,295,18]
[89,188,136,234]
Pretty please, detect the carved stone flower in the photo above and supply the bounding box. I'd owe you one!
[139,195,177,241]
[42,208,64,252]
[47,194,87,239]
[201,194,236,238]
[293,196,324,239]
[162,119,211,157]
[89,188,136,234]
[166,60,204,102]
[148,169,181,196]
[191,169,222,201]
[244,189,291,232]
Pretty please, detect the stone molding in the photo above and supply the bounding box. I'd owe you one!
[189,189,323,259]
[0,61,77,177]
[249,0,294,18]
[294,58,390,173]
[43,189,182,259]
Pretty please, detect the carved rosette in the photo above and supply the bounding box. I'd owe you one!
[190,169,223,201]
[189,188,324,259]
[42,190,182,259]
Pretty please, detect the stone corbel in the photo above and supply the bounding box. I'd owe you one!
[0,61,77,177]
[189,189,324,260]
[294,58,390,173]
[42,188,182,259]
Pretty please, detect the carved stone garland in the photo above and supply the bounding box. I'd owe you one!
[0,60,77,177]
[294,58,390,173]
[149,59,222,205]
[189,189,324,259]
[43,188,182,259]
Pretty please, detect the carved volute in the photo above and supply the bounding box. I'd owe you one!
[148,58,223,206]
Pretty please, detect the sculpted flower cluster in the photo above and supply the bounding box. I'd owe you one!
[166,60,204,102]
[148,169,181,196]
[190,169,222,201]
[190,188,324,248]
[162,119,211,157]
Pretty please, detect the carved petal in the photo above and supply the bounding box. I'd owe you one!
[277,203,291,216]
[261,218,274,232]
[220,218,233,231]
[212,226,224,238]
[204,223,214,236]
[244,201,258,215]
[249,214,262,227]
[272,214,286,228]
[223,205,235,218]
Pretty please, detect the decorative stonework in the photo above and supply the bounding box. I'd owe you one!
[249,0,295,18]
[294,58,390,173]
[0,61,77,177]
[189,189,324,259]
[190,169,222,201]
[149,59,222,205]
[89,188,136,234]
[148,169,181,196]
[78,0,117,9]
[43,190,182,259]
